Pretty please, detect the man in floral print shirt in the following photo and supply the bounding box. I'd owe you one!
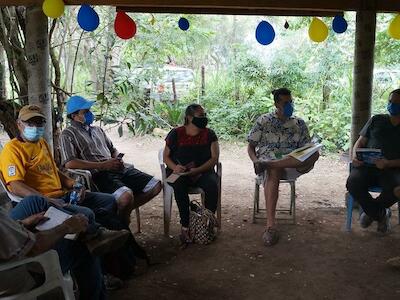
[247,88,319,247]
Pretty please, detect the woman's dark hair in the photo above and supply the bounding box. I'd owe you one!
[272,88,291,103]
[390,89,400,97]
[184,103,202,125]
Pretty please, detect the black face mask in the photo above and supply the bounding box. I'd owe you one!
[191,116,208,129]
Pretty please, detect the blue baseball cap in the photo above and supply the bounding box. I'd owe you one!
[66,96,95,115]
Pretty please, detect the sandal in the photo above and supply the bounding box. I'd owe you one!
[262,227,279,246]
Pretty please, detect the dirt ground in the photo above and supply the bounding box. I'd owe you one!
[1,130,400,299]
[105,131,400,300]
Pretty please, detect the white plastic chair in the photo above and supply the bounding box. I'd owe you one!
[0,171,22,204]
[0,250,75,300]
[66,168,142,233]
[253,174,297,224]
[158,149,222,236]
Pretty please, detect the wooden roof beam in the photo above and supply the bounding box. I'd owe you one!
[1,0,400,13]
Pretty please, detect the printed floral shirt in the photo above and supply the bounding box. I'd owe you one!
[247,111,311,160]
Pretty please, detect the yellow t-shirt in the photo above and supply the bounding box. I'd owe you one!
[0,137,65,198]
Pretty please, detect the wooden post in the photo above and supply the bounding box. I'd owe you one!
[26,6,52,151]
[201,65,205,100]
[350,9,376,151]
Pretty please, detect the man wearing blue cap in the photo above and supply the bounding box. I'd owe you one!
[60,96,162,226]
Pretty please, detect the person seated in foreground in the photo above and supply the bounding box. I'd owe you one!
[163,103,220,244]
[0,202,111,300]
[0,105,128,254]
[247,88,319,247]
[60,95,162,225]
[347,89,400,233]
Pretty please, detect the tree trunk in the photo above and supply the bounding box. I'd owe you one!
[350,10,376,151]
[25,6,52,150]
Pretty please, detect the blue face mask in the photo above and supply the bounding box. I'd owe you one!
[387,102,400,116]
[84,111,94,125]
[283,102,294,117]
[23,126,44,142]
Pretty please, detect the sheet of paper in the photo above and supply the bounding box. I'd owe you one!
[166,173,180,183]
[36,206,76,240]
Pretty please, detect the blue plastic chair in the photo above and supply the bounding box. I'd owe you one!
[346,185,400,231]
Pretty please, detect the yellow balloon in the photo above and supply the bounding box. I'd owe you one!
[42,0,65,19]
[308,17,329,43]
[388,14,400,40]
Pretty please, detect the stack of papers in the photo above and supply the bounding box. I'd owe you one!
[36,206,77,240]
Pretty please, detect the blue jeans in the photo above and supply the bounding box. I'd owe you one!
[9,195,110,300]
[54,239,106,300]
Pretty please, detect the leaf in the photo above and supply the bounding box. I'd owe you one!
[118,124,123,137]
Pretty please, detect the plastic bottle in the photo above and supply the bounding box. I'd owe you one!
[69,180,83,205]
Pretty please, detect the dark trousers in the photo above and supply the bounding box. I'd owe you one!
[170,171,218,227]
[346,166,400,220]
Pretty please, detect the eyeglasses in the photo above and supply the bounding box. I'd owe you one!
[22,120,45,127]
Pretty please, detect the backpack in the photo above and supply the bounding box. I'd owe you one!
[189,201,218,245]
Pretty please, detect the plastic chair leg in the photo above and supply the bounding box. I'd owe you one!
[290,181,296,224]
[135,208,141,233]
[163,186,173,236]
[253,181,259,223]
[398,202,400,225]
[346,194,354,231]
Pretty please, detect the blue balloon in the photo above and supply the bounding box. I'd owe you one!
[255,21,275,45]
[332,15,348,34]
[77,4,100,32]
[178,17,190,31]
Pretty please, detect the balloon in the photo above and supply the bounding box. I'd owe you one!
[178,17,190,31]
[255,20,275,45]
[114,11,137,40]
[77,5,100,32]
[388,14,400,40]
[332,15,348,34]
[42,0,65,19]
[308,17,329,43]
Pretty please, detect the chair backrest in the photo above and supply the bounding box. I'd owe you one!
[0,170,22,203]
[158,149,168,182]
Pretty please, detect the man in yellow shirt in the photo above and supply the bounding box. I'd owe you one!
[0,105,125,242]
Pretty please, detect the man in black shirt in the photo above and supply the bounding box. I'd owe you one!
[346,89,400,233]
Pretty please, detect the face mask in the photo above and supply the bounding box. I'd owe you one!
[191,116,208,129]
[387,102,400,116]
[283,102,294,118]
[23,126,44,142]
[84,111,94,125]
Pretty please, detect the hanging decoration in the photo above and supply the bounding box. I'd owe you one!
[284,20,290,29]
[308,17,328,43]
[332,15,348,34]
[178,17,190,31]
[114,11,137,39]
[255,20,275,45]
[77,5,100,32]
[388,14,400,40]
[42,0,65,19]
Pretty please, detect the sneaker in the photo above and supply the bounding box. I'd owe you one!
[359,212,373,228]
[262,227,279,247]
[386,256,400,269]
[103,274,124,291]
[86,228,129,256]
[377,208,391,233]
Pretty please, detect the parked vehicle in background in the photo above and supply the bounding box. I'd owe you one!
[131,65,195,102]
[374,69,400,89]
